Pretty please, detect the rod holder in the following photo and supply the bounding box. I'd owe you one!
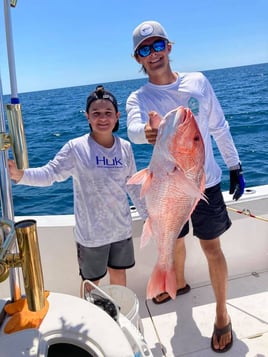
[10,0,17,8]
[15,219,45,311]
[6,103,28,169]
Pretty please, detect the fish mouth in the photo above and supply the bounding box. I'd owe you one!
[165,106,187,127]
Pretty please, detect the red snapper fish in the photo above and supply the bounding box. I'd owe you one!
[128,106,206,299]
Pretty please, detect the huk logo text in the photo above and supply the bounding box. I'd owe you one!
[96,155,123,167]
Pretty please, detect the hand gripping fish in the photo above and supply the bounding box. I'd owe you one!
[127,106,206,300]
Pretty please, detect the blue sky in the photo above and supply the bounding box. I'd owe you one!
[0,0,267,94]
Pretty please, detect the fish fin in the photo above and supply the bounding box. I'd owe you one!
[140,218,153,248]
[127,168,149,185]
[140,172,153,197]
[146,264,177,300]
[174,169,205,201]
[200,173,208,203]
[127,168,152,197]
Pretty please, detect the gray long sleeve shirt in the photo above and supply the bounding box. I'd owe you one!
[19,134,146,247]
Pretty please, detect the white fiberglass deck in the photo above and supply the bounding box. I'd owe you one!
[138,270,268,356]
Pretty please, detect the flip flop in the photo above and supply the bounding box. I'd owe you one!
[211,320,233,353]
[152,284,191,304]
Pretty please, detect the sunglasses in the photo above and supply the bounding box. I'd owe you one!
[136,39,167,58]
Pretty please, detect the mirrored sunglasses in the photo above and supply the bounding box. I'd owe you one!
[136,39,167,58]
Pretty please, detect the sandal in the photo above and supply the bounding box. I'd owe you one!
[152,284,191,304]
[211,320,233,353]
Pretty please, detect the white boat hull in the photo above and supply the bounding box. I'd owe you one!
[1,186,267,300]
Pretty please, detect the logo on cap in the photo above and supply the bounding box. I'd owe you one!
[140,24,154,37]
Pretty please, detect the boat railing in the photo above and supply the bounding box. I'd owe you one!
[0,0,45,312]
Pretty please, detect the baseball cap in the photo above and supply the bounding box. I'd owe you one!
[86,85,118,113]
[132,21,169,53]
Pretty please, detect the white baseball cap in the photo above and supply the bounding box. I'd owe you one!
[132,20,169,53]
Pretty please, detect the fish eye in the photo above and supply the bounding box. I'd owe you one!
[194,135,200,141]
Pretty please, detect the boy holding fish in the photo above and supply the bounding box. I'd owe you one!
[127,20,245,353]
[8,85,146,298]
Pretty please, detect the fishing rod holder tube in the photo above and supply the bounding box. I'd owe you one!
[0,219,16,282]
[10,0,17,8]
[5,103,29,169]
[0,219,45,311]
[0,133,11,151]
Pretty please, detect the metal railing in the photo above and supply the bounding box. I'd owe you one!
[0,0,45,312]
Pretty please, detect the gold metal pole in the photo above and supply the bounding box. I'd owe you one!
[15,220,45,311]
[6,103,29,169]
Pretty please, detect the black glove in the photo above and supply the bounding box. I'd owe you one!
[229,163,245,200]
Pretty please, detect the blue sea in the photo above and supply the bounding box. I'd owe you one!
[1,63,268,216]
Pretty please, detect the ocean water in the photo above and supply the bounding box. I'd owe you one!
[1,62,268,216]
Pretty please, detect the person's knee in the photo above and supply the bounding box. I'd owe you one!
[108,268,126,286]
[200,238,223,259]
[176,236,186,248]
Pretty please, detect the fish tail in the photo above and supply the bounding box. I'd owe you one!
[165,266,177,300]
[146,264,177,300]
[146,265,166,299]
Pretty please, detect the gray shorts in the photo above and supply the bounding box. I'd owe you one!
[77,238,135,281]
[178,183,232,240]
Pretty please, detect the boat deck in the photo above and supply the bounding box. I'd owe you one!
[138,270,268,356]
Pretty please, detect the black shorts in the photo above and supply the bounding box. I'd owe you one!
[77,238,135,281]
[178,183,232,240]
